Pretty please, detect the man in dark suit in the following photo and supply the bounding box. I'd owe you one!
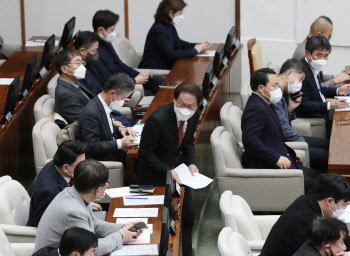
[27,140,102,227]
[33,227,98,256]
[261,173,350,256]
[136,82,201,256]
[295,35,350,136]
[241,68,320,194]
[77,73,137,162]
[54,49,94,124]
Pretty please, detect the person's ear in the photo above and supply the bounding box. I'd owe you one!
[316,31,322,36]
[61,65,69,74]
[324,243,331,254]
[326,197,334,206]
[97,27,105,36]
[70,251,80,256]
[305,50,311,61]
[79,48,86,56]
[169,10,174,19]
[257,84,264,93]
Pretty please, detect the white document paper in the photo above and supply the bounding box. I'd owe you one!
[105,187,147,198]
[123,195,164,206]
[116,218,148,224]
[25,40,59,47]
[0,78,15,85]
[132,124,144,146]
[113,208,159,217]
[144,224,153,234]
[111,244,158,255]
[139,96,155,106]
[335,96,350,111]
[197,50,216,57]
[174,164,213,189]
[125,232,151,244]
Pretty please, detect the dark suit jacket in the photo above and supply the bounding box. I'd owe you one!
[77,96,123,161]
[90,40,139,82]
[241,93,301,169]
[79,69,103,96]
[135,103,199,186]
[27,161,68,227]
[32,243,59,256]
[293,243,322,256]
[138,22,196,70]
[295,58,337,120]
[260,194,322,256]
[54,77,94,124]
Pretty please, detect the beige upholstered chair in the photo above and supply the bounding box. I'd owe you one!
[218,227,255,256]
[0,176,37,243]
[47,73,59,98]
[210,126,304,211]
[32,118,124,203]
[33,94,68,126]
[219,102,310,167]
[220,191,280,254]
[0,227,35,256]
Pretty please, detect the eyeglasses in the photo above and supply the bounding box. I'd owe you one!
[65,60,86,66]
[95,181,110,191]
[177,101,197,111]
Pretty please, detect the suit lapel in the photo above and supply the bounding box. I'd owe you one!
[302,59,323,102]
[168,103,180,150]
[49,163,69,190]
[95,98,114,140]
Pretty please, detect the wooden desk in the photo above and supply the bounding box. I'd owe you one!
[106,187,185,256]
[126,44,243,183]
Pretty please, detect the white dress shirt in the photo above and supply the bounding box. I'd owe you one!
[55,166,70,184]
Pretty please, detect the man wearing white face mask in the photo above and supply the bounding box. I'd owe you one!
[296,36,350,137]
[272,58,329,173]
[136,81,201,256]
[54,49,94,124]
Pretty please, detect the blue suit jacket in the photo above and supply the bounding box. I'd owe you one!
[241,93,301,169]
[79,69,103,96]
[295,58,337,119]
[91,40,139,82]
[138,22,196,70]
[27,161,69,227]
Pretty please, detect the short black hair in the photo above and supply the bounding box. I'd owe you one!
[54,48,80,74]
[103,73,135,94]
[174,81,202,105]
[279,58,308,75]
[154,0,187,24]
[312,173,350,202]
[59,227,98,256]
[250,68,276,91]
[74,31,100,50]
[92,10,119,32]
[305,35,332,55]
[53,140,86,167]
[307,217,348,250]
[74,159,109,193]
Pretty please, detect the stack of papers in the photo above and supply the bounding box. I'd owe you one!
[123,195,164,206]
[113,208,159,217]
[335,96,350,111]
[25,40,59,47]
[0,78,15,85]
[197,50,216,57]
[132,124,144,146]
[174,164,213,189]
[105,187,147,198]
[116,218,148,224]
[111,244,158,255]
[125,232,151,244]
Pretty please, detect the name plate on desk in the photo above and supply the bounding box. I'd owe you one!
[22,89,29,99]
[5,112,13,123]
[222,57,229,67]
[39,67,48,78]
[212,76,219,88]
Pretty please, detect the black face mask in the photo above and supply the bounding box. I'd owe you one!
[86,52,99,65]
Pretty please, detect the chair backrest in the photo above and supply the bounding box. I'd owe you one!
[218,227,253,256]
[0,177,30,226]
[220,102,243,142]
[0,227,15,256]
[47,73,59,98]
[0,175,12,185]
[33,94,55,123]
[112,33,141,68]
[220,191,262,241]
[247,38,263,75]
[211,126,243,177]
[32,118,61,174]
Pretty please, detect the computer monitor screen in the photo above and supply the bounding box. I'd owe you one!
[159,207,170,256]
[58,17,76,50]
[1,75,21,123]
[224,26,236,58]
[164,170,173,210]
[21,54,38,97]
[213,44,224,77]
[202,63,213,98]
[39,34,55,70]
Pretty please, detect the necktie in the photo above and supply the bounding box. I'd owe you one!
[69,178,74,187]
[178,121,185,148]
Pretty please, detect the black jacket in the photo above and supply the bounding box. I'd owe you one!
[135,103,199,186]
[138,22,196,70]
[32,243,59,256]
[77,96,123,161]
[293,243,322,256]
[54,77,94,124]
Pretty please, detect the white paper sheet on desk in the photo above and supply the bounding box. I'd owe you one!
[125,232,151,244]
[113,208,158,217]
[197,51,216,57]
[0,78,15,85]
[174,164,213,189]
[25,40,59,47]
[335,96,350,111]
[123,195,164,206]
[105,187,147,198]
[111,244,158,255]
[132,124,144,146]
[116,217,148,224]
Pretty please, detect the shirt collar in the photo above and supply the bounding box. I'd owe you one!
[98,93,112,116]
[59,77,79,89]
[252,91,271,105]
[55,165,70,184]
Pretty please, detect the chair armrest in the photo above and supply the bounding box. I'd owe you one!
[285,141,308,151]
[99,161,124,169]
[0,224,37,237]
[125,91,141,109]
[291,121,312,137]
[224,168,304,178]
[134,84,144,97]
[254,215,280,239]
[246,240,265,251]
[137,52,143,59]
[98,161,124,203]
[114,107,132,118]
[292,118,325,126]
[135,68,170,77]
[11,243,35,256]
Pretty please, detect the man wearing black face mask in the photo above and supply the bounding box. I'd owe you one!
[75,31,104,95]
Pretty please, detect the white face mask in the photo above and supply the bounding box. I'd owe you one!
[173,14,184,25]
[288,73,303,94]
[262,86,282,104]
[329,200,346,219]
[99,29,117,43]
[95,188,106,201]
[109,95,124,110]
[174,104,196,121]
[66,64,86,80]
[309,56,327,73]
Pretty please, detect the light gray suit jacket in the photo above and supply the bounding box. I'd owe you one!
[34,187,123,256]
[293,38,333,88]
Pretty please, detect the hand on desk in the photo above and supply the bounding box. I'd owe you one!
[330,98,348,110]
[121,136,135,148]
[333,70,350,84]
[120,127,139,138]
[135,73,149,84]
[276,156,291,169]
[194,42,208,54]
[119,221,144,243]
[189,164,199,176]
[91,202,102,211]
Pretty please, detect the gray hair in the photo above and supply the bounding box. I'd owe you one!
[102,73,135,94]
